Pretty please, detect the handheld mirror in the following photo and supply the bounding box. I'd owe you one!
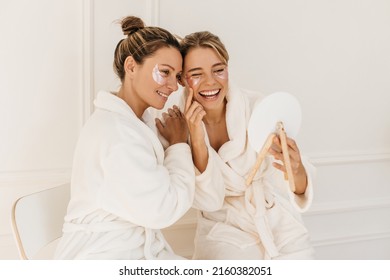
[247,91,302,153]
[246,91,302,191]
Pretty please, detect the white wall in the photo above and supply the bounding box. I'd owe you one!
[1,0,389,259]
[0,0,82,258]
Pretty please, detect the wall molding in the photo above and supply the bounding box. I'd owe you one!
[170,197,390,227]
[81,0,94,126]
[312,230,390,248]
[0,168,71,187]
[305,197,390,216]
[149,0,160,26]
[79,0,161,124]
[309,150,390,166]
[165,198,390,253]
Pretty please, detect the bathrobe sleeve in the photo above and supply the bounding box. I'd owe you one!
[287,156,316,212]
[192,147,225,212]
[98,128,195,229]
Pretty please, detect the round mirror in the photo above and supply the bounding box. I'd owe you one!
[247,91,302,153]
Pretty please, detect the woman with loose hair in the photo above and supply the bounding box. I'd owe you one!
[174,31,315,259]
[54,16,194,259]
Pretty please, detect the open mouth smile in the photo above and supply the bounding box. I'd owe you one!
[198,89,220,99]
[156,90,169,99]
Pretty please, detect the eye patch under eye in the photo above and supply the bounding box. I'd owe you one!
[213,67,228,79]
[152,64,166,85]
[186,76,201,87]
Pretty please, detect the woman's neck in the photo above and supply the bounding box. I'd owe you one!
[117,85,146,119]
[203,100,227,126]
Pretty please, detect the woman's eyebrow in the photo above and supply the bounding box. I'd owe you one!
[187,67,203,73]
[212,62,226,68]
[160,64,176,70]
[188,63,226,73]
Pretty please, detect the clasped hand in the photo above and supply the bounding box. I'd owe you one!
[156,106,188,146]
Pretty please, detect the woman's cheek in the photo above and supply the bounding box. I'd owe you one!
[186,76,201,88]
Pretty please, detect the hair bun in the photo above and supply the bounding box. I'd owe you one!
[121,16,145,36]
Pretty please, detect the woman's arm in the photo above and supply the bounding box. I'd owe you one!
[269,136,308,195]
[183,88,208,172]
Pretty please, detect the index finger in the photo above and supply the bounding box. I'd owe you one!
[185,87,194,113]
[286,137,299,153]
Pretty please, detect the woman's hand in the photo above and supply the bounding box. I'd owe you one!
[184,87,206,145]
[269,136,308,194]
[183,87,208,173]
[156,106,188,146]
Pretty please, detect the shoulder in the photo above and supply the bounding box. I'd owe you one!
[228,84,266,111]
[84,108,149,148]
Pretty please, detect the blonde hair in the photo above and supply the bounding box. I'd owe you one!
[179,31,229,64]
[113,16,180,81]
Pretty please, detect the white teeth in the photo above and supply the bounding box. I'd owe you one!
[156,90,168,98]
[199,89,219,96]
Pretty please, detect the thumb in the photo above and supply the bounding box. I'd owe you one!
[155,118,164,134]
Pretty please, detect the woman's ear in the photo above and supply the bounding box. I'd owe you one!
[124,56,136,78]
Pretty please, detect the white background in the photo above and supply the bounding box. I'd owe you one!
[0,0,389,259]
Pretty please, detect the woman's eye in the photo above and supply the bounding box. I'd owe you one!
[159,70,170,76]
[191,73,202,77]
[214,68,225,73]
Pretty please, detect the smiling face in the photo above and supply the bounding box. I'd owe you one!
[183,47,229,112]
[130,46,182,112]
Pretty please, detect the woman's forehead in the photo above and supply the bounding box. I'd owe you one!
[145,47,182,69]
[184,47,223,68]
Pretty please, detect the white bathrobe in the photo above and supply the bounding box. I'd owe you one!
[184,85,316,260]
[54,91,195,259]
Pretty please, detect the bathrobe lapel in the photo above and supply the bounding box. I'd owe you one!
[94,91,164,164]
[204,86,280,258]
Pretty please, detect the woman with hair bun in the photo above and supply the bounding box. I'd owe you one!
[54,16,194,259]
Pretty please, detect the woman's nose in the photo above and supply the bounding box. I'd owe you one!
[166,77,179,91]
[204,73,217,85]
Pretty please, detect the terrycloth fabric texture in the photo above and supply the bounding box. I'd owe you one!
[172,85,316,259]
[54,91,195,259]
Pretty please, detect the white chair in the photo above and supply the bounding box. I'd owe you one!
[11,183,70,259]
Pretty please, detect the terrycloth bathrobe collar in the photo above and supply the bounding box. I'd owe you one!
[203,84,280,258]
[208,85,269,192]
[69,91,170,259]
[94,91,164,163]
[217,84,250,163]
